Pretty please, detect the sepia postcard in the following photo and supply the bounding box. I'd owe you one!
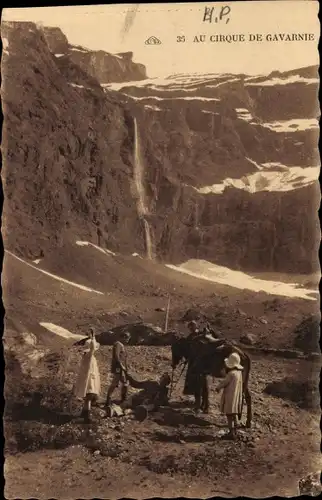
[1,1,321,498]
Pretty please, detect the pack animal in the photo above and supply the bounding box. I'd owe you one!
[171,336,252,427]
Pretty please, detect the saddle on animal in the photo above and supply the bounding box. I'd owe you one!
[204,333,226,346]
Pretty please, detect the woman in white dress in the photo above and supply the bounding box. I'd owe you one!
[215,352,244,439]
[74,328,101,423]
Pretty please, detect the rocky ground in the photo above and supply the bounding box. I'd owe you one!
[4,316,321,498]
[2,238,321,499]
[2,18,320,500]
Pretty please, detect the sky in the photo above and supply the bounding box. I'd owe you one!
[2,2,320,78]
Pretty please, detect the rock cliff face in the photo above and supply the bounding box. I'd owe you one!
[68,49,147,84]
[41,26,69,54]
[41,26,147,83]
[1,21,320,273]
[1,21,140,260]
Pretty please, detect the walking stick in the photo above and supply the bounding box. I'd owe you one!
[168,360,187,399]
[164,295,170,333]
[169,367,175,399]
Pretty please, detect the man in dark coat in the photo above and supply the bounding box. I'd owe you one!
[184,320,201,396]
[184,321,225,396]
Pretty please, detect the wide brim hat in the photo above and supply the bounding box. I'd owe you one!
[224,353,243,370]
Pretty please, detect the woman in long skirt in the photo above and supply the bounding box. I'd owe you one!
[74,328,101,423]
[216,352,244,439]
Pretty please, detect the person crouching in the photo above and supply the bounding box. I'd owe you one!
[215,352,243,440]
[106,371,171,420]
[74,328,101,423]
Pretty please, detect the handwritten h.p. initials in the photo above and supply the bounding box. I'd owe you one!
[203,5,231,24]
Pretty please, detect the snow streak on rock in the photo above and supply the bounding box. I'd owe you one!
[260,119,319,133]
[196,166,319,194]
[40,322,87,340]
[246,75,319,86]
[166,260,317,301]
[76,240,116,256]
[5,250,104,294]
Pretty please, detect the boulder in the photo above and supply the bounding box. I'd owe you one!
[298,471,322,496]
[277,349,302,359]
[240,333,257,346]
[4,331,50,377]
[263,377,319,409]
[74,322,177,346]
[293,315,320,353]
[19,332,38,346]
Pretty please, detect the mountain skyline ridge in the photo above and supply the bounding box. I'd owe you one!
[2,2,319,77]
[1,19,319,275]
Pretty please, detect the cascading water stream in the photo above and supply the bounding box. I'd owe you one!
[133,117,153,259]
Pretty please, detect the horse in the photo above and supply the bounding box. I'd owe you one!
[171,336,252,428]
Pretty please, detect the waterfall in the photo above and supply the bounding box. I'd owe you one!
[133,117,153,260]
[194,200,199,229]
[143,219,153,260]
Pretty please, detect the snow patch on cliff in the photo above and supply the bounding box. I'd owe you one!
[246,157,263,170]
[128,95,220,102]
[246,75,319,86]
[144,104,162,111]
[196,166,319,194]
[206,78,239,88]
[76,241,116,256]
[69,83,86,89]
[70,46,88,53]
[166,260,317,301]
[236,108,254,123]
[260,118,319,133]
[102,73,235,92]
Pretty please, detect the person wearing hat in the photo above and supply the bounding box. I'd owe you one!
[215,352,244,439]
[74,327,101,423]
[187,320,200,340]
[105,331,131,407]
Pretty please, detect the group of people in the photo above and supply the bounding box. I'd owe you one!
[74,321,244,439]
[74,329,171,424]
